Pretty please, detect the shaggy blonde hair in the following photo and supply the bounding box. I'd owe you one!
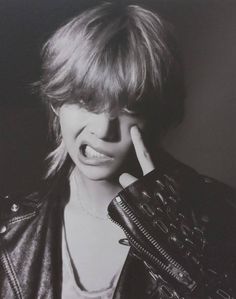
[39,2,184,177]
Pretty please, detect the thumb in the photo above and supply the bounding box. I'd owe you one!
[119,173,137,189]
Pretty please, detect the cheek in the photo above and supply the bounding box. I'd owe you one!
[120,136,132,156]
[59,117,77,148]
[60,117,78,136]
[58,107,87,140]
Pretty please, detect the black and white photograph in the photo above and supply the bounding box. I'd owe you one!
[0,0,236,298]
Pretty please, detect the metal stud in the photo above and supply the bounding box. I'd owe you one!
[0,225,7,234]
[204,177,213,183]
[11,203,19,212]
[201,214,209,223]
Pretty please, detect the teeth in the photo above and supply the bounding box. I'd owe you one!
[84,145,107,159]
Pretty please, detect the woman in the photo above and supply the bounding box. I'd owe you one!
[0,2,235,299]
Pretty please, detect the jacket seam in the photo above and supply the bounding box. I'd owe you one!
[8,211,37,225]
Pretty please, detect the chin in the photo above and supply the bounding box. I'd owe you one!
[76,163,121,181]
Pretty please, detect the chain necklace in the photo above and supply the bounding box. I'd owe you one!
[77,195,110,221]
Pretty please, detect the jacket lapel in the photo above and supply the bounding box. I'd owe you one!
[113,251,156,299]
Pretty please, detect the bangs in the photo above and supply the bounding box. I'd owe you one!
[60,28,155,115]
[40,4,173,115]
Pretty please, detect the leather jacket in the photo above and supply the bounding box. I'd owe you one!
[0,153,236,299]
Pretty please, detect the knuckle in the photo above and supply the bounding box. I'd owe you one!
[143,149,150,159]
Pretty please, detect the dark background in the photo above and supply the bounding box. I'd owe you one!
[0,0,236,195]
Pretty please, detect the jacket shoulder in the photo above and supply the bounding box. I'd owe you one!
[0,191,42,222]
[157,150,236,206]
[163,154,236,238]
[192,174,236,234]
[157,150,236,224]
[177,161,236,216]
[198,174,236,207]
[0,174,68,223]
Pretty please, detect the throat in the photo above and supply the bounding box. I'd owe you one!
[63,169,129,292]
[69,168,122,219]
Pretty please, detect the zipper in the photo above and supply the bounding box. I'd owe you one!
[110,195,197,293]
[0,248,23,299]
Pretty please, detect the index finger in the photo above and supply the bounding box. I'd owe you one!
[130,126,155,175]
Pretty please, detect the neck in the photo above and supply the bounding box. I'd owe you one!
[69,168,122,219]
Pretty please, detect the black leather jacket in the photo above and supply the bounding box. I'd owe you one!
[0,154,236,299]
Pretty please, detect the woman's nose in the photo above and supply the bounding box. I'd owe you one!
[87,113,120,142]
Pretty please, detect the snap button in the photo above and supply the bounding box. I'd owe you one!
[201,215,209,223]
[0,225,7,234]
[141,191,151,202]
[169,233,184,249]
[204,177,213,183]
[11,203,19,212]
[153,219,169,233]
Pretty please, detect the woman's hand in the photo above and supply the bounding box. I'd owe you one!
[119,126,155,188]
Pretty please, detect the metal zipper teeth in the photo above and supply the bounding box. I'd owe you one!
[0,251,22,299]
[109,216,172,274]
[113,197,196,289]
[117,199,184,269]
[110,214,195,293]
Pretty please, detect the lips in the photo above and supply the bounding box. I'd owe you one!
[80,144,113,161]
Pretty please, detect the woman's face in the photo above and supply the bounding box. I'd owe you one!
[59,104,145,181]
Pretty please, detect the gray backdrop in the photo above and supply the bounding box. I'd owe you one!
[0,0,235,194]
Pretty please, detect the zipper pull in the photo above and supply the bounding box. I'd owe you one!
[167,264,197,291]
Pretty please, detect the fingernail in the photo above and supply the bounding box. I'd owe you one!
[130,126,140,136]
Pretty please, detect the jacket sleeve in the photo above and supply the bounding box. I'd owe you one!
[108,167,236,298]
[193,175,236,281]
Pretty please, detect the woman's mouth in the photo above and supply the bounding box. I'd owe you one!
[80,144,113,161]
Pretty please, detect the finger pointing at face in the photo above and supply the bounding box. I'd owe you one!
[130,126,155,175]
[119,126,155,189]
